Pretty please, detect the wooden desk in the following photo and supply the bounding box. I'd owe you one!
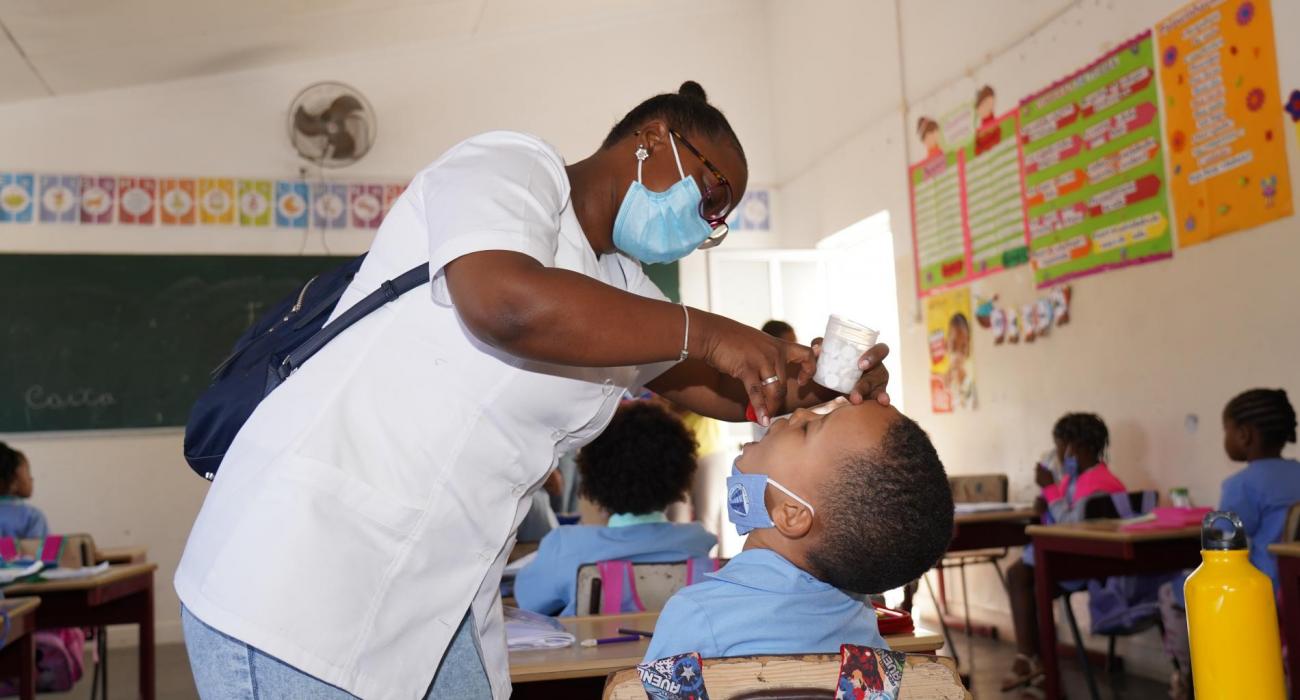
[1027,522,1200,700]
[6,563,157,700]
[508,542,539,564]
[950,508,1036,553]
[508,611,945,683]
[1268,542,1300,688]
[0,598,39,700]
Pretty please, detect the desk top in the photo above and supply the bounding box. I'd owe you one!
[4,562,157,595]
[954,508,1037,525]
[1026,520,1200,543]
[0,597,39,649]
[1268,542,1300,558]
[508,611,944,683]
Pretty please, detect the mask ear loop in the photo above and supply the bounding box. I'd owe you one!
[634,142,649,183]
[767,479,816,517]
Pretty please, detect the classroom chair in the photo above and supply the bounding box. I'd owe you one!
[1057,490,1166,700]
[601,652,969,699]
[913,473,1009,667]
[573,559,718,616]
[1284,501,1300,543]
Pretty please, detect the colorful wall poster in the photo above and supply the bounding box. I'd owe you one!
[966,110,1031,276]
[0,174,35,223]
[275,181,309,229]
[198,178,235,225]
[349,183,383,229]
[39,175,78,223]
[1020,32,1173,288]
[159,178,196,225]
[312,183,347,229]
[382,183,405,216]
[910,150,967,295]
[79,176,115,224]
[926,287,975,413]
[1157,0,1292,246]
[727,189,771,232]
[238,179,272,227]
[117,176,156,225]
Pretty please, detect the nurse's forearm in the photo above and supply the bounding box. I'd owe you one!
[445,250,708,367]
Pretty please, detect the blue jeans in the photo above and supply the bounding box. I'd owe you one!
[182,605,491,699]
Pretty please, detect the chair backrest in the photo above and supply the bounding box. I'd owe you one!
[2,533,96,568]
[1082,490,1157,520]
[1284,501,1300,543]
[948,474,1008,503]
[602,653,968,700]
[575,560,713,616]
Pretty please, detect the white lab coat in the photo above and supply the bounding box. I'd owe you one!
[175,131,673,700]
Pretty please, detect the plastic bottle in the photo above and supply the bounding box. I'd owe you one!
[1184,511,1286,700]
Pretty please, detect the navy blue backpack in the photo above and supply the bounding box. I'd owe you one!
[183,255,427,480]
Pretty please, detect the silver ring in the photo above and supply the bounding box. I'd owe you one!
[761,375,781,386]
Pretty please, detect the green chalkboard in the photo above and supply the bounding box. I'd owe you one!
[1,254,346,433]
[1,254,680,433]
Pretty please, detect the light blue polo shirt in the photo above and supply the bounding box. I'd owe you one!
[513,515,716,617]
[0,497,47,540]
[1219,457,1300,589]
[643,548,886,662]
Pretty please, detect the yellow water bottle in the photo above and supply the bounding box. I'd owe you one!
[1184,511,1286,699]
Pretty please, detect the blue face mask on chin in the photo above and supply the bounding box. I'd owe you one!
[726,462,816,536]
[611,132,715,264]
[1063,454,1080,478]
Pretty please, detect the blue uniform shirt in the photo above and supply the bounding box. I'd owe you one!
[0,497,48,540]
[643,548,886,662]
[1219,457,1300,589]
[514,518,716,616]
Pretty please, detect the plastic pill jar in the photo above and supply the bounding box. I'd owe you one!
[813,315,880,393]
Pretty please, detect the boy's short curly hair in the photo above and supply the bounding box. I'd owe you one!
[804,415,953,594]
[577,402,698,515]
[1052,413,1109,457]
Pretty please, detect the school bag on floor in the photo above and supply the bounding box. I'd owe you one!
[1086,491,1173,635]
[182,255,427,481]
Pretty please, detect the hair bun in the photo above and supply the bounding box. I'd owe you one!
[678,81,708,102]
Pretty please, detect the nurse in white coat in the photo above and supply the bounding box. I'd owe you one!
[175,81,892,700]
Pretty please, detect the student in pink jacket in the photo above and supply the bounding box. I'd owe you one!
[1002,413,1126,692]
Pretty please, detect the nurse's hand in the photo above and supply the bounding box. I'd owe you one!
[697,316,817,426]
[811,338,892,406]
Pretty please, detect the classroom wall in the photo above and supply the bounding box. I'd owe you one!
[0,0,777,644]
[769,0,1300,678]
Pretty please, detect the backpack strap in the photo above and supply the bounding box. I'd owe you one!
[0,537,16,562]
[273,263,429,386]
[1111,492,1135,519]
[1140,490,1157,515]
[596,560,646,615]
[38,536,64,567]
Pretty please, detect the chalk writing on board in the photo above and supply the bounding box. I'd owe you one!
[24,385,117,412]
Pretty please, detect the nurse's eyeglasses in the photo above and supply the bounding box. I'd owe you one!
[670,129,733,249]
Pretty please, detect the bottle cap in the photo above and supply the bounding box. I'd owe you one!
[1201,510,1249,551]
[745,404,758,423]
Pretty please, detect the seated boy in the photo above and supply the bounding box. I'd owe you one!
[644,401,953,660]
[515,401,717,616]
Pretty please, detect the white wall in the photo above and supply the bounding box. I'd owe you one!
[768,0,1300,678]
[0,0,777,644]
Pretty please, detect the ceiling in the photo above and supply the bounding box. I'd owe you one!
[0,0,678,104]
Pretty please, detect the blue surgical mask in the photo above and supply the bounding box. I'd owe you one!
[611,133,714,264]
[726,462,816,535]
[1063,455,1080,478]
